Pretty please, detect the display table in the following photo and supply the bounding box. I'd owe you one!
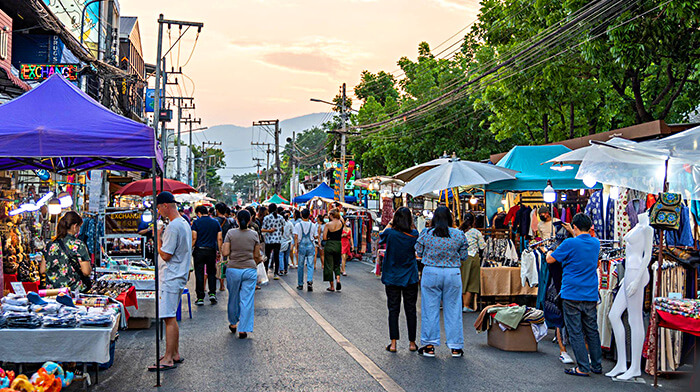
[98,274,155,291]
[0,316,119,363]
[128,291,155,319]
[480,267,537,297]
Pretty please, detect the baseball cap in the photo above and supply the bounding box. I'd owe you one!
[156,191,177,205]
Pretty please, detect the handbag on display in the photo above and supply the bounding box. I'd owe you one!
[649,192,682,231]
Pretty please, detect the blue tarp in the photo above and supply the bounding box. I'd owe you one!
[293,182,357,204]
[486,145,599,191]
[0,73,162,172]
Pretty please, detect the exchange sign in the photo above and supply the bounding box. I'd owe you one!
[20,64,78,81]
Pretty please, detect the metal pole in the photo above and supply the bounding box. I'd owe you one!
[154,14,164,177]
[151,159,161,387]
[177,100,182,181]
[160,57,167,179]
[275,121,281,194]
[340,83,346,203]
[291,131,296,203]
[188,121,193,186]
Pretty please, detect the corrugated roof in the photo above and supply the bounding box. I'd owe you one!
[120,16,137,38]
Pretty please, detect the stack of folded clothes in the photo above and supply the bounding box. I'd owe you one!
[654,297,700,319]
[43,313,80,328]
[79,308,114,327]
[4,312,43,328]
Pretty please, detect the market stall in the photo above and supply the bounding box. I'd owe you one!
[0,73,163,383]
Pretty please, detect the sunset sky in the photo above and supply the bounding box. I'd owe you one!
[119,0,481,127]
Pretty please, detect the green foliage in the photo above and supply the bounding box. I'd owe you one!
[192,145,226,199]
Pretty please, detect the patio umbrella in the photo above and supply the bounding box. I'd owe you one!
[392,157,451,182]
[115,178,196,197]
[401,160,518,196]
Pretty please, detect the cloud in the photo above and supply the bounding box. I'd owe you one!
[432,0,480,11]
[260,52,344,74]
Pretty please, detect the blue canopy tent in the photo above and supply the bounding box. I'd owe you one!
[293,182,357,204]
[486,145,600,191]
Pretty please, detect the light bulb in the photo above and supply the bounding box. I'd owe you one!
[48,198,62,215]
[58,191,72,208]
[469,195,477,205]
[609,186,619,200]
[142,210,153,223]
[543,184,556,203]
[582,174,597,188]
[579,189,585,196]
[501,198,507,205]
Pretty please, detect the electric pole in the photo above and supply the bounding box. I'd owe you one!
[164,96,194,181]
[339,83,347,202]
[181,116,202,186]
[287,132,296,203]
[253,120,281,195]
[252,158,264,200]
[200,141,222,193]
[251,141,272,198]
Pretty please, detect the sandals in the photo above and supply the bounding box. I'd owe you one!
[326,287,335,292]
[417,345,435,357]
[386,344,397,353]
[148,363,176,372]
[564,367,590,377]
[336,281,342,291]
[409,344,418,352]
[238,332,248,339]
[451,349,464,358]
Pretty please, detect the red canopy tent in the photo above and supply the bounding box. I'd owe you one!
[115,178,195,197]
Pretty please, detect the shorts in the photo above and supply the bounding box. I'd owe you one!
[159,288,184,319]
[460,255,481,294]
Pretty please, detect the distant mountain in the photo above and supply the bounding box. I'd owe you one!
[196,113,334,181]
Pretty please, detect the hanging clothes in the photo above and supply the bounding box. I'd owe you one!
[614,187,631,243]
[504,205,520,226]
[627,197,646,228]
[665,204,694,247]
[514,206,531,237]
[529,209,539,237]
[585,190,615,240]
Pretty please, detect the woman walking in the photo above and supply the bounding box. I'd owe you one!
[459,213,485,313]
[340,221,352,276]
[380,207,419,353]
[415,206,468,358]
[221,209,263,339]
[322,209,343,292]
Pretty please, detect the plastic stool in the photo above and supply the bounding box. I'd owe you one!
[176,288,192,321]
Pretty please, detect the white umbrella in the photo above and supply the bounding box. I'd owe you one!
[393,157,451,182]
[401,160,518,196]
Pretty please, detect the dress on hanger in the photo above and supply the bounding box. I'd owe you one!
[585,190,615,240]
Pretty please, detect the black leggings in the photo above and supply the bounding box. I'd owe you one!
[265,243,281,274]
[385,283,418,342]
[193,248,217,300]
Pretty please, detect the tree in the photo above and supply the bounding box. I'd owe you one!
[192,146,226,199]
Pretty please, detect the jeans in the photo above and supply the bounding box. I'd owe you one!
[386,283,418,341]
[420,266,463,349]
[562,299,602,373]
[193,248,217,300]
[265,243,281,275]
[279,248,290,273]
[297,244,315,286]
[226,268,257,332]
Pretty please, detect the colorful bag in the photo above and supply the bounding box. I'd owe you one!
[649,192,682,231]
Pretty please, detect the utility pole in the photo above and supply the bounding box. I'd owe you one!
[182,116,203,186]
[287,131,296,203]
[252,158,264,200]
[339,83,347,203]
[251,141,272,198]
[200,141,222,192]
[252,120,280,195]
[164,97,194,181]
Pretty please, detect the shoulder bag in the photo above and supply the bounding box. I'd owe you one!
[55,239,93,291]
[649,192,682,231]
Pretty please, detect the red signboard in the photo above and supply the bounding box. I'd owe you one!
[20,64,78,81]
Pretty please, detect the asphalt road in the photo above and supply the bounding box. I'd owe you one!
[75,261,693,392]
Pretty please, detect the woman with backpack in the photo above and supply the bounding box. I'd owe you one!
[40,211,92,291]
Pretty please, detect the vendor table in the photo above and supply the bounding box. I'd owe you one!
[480,267,537,297]
[129,291,156,319]
[98,275,155,291]
[0,316,119,364]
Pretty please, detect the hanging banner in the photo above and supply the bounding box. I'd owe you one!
[105,208,141,234]
[87,170,103,213]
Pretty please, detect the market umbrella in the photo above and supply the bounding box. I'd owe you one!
[264,193,289,204]
[392,157,451,182]
[401,159,518,196]
[115,178,196,197]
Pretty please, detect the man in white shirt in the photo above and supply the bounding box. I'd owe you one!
[149,192,192,372]
[294,209,317,291]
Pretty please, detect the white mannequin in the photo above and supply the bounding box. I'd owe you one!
[605,212,654,380]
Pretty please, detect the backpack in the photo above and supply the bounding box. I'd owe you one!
[649,192,682,231]
[217,216,233,238]
[298,222,314,247]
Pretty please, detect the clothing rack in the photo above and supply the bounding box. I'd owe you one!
[528,237,555,249]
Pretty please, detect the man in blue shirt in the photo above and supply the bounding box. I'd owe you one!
[546,213,602,377]
[191,205,222,305]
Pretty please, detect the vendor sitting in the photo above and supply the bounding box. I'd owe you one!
[40,211,92,291]
[537,206,574,239]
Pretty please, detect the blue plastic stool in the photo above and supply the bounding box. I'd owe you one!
[176,288,192,321]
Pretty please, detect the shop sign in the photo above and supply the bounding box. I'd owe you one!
[105,209,141,234]
[20,64,78,81]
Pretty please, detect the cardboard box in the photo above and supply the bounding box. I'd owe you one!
[127,317,152,329]
[487,322,538,352]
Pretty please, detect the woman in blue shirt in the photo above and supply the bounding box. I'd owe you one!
[415,206,469,358]
[379,207,419,353]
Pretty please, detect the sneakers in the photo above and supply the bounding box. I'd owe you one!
[297,285,304,290]
[195,299,204,306]
[462,307,475,313]
[417,345,435,358]
[307,283,313,292]
[451,349,464,358]
[560,352,574,364]
[273,275,280,280]
[209,294,217,304]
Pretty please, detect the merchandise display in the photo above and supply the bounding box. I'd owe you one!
[0,293,117,330]
[0,361,74,391]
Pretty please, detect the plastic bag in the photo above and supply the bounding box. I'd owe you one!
[256,263,269,285]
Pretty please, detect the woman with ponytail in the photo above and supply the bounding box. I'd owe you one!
[222,209,263,338]
[40,211,92,291]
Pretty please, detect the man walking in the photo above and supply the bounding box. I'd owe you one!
[546,213,602,377]
[191,205,222,305]
[294,209,317,291]
[149,191,191,371]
